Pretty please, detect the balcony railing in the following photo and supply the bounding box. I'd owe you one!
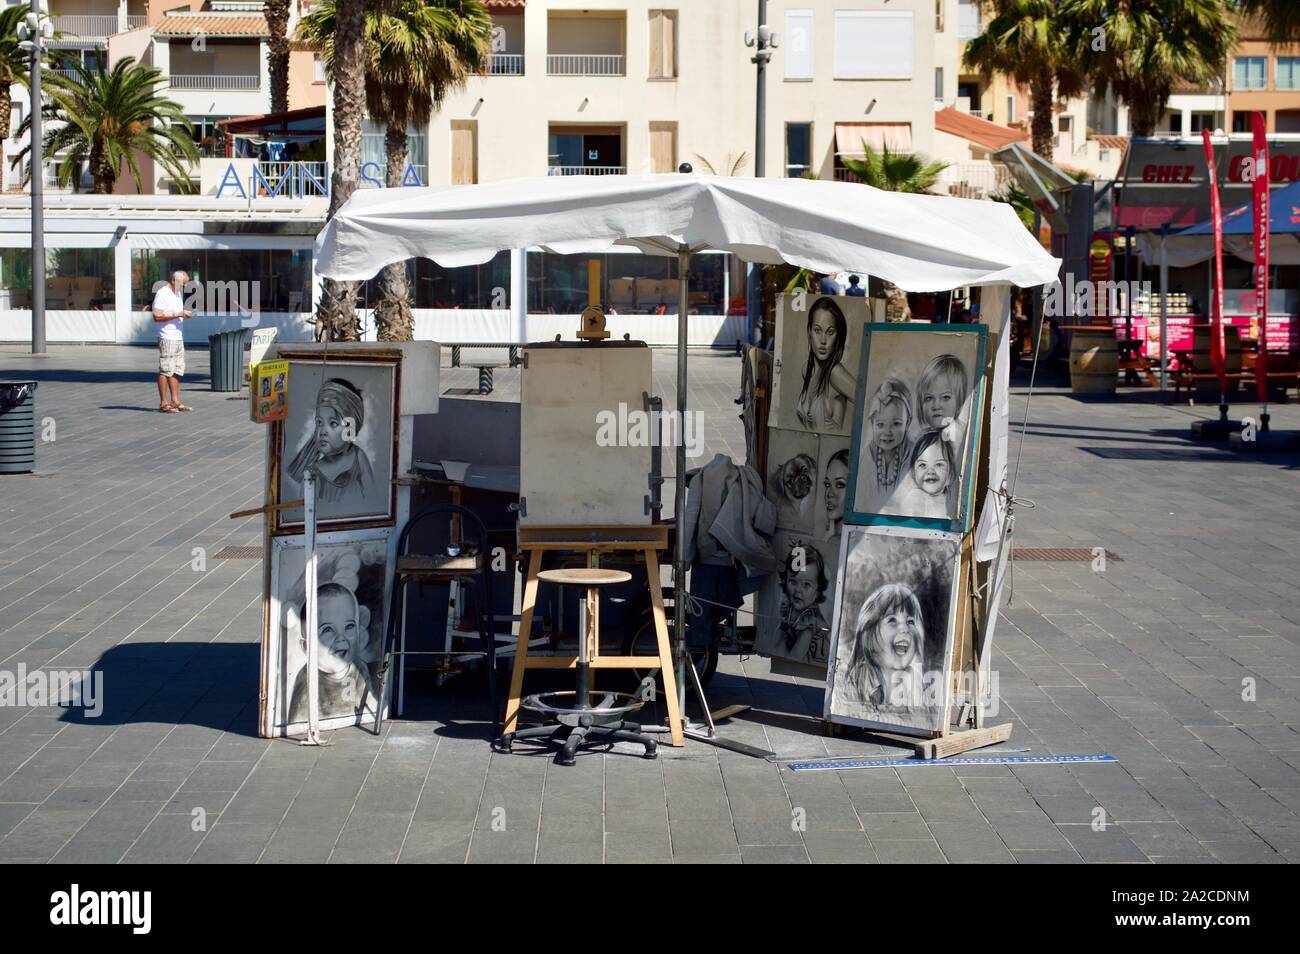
[549,165,625,176]
[480,53,524,75]
[170,74,261,91]
[546,53,624,76]
[51,14,146,39]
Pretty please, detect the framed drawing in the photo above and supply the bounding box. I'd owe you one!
[824,526,961,736]
[261,529,391,737]
[844,324,986,533]
[768,293,873,438]
[273,352,401,534]
[519,342,654,526]
[754,532,839,668]
[766,427,820,534]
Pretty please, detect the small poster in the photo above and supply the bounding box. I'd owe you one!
[249,359,288,423]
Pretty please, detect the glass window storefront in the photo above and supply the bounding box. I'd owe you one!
[131,248,313,312]
[1,247,114,309]
[359,251,512,309]
[527,251,735,314]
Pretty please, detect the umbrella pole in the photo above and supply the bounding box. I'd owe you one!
[673,247,690,729]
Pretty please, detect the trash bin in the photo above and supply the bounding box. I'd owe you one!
[208,328,248,392]
[0,381,37,475]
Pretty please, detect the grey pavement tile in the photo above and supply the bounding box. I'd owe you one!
[398,822,473,863]
[1056,824,1151,863]
[605,831,672,864]
[870,838,947,864]
[802,829,877,863]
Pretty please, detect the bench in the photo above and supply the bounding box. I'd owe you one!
[1172,368,1300,401]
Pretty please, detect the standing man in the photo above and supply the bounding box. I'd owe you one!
[845,275,866,297]
[154,270,193,412]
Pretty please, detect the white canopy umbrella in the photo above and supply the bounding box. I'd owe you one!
[313,173,1061,725]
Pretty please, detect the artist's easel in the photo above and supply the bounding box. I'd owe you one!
[501,524,685,747]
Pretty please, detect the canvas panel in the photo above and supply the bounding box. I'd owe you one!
[845,324,986,532]
[766,427,820,534]
[768,292,872,437]
[520,344,654,526]
[824,526,961,735]
[261,530,391,737]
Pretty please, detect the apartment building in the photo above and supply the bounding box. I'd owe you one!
[1227,17,1300,133]
[3,0,324,192]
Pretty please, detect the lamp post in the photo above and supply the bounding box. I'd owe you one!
[744,3,778,344]
[17,0,51,355]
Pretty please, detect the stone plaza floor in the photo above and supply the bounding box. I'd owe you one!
[0,342,1298,864]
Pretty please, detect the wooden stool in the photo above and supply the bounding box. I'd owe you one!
[499,567,658,765]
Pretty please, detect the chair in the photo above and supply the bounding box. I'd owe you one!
[498,567,658,765]
[375,504,500,736]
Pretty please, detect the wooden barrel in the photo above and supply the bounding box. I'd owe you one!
[1191,325,1243,374]
[1069,327,1118,394]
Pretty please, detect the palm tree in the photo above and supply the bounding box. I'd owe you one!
[0,5,31,141]
[301,0,492,340]
[266,0,291,115]
[1237,0,1300,43]
[1065,0,1235,137]
[313,0,367,342]
[9,59,197,194]
[963,0,1083,158]
[840,144,949,193]
[842,145,950,321]
[692,151,750,176]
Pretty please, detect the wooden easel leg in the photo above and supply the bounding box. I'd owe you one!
[502,548,542,736]
[644,548,684,746]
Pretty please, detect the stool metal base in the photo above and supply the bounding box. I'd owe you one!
[498,691,657,765]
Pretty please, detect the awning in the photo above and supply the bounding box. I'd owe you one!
[934,107,1028,152]
[992,142,1075,233]
[834,122,912,156]
[154,14,269,37]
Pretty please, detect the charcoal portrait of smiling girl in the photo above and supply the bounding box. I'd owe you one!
[826,528,959,733]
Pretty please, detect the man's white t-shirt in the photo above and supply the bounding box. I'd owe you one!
[154,283,186,341]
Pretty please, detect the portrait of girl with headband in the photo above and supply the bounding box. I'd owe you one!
[287,377,377,505]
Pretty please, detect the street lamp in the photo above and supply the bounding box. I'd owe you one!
[744,3,778,345]
[17,0,52,355]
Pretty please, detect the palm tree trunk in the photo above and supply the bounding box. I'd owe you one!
[1128,98,1161,138]
[90,143,114,195]
[316,0,366,342]
[265,0,291,116]
[0,83,11,141]
[375,124,414,341]
[1030,72,1055,160]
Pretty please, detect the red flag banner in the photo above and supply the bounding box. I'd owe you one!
[1251,112,1270,404]
[1201,129,1227,395]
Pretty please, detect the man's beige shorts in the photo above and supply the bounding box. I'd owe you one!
[158,339,185,377]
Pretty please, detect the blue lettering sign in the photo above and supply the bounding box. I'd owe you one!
[402,163,422,187]
[360,162,384,187]
[216,161,247,199]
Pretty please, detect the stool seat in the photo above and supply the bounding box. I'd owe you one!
[537,567,632,587]
[397,552,483,575]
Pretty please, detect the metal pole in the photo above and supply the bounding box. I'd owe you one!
[303,465,322,744]
[1159,225,1168,397]
[672,246,690,726]
[754,0,767,178]
[29,0,45,355]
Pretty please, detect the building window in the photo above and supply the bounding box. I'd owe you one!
[1233,56,1266,90]
[935,0,944,32]
[784,9,813,80]
[132,249,313,313]
[359,252,511,310]
[313,55,326,82]
[1277,56,1300,90]
[833,11,913,80]
[1006,95,1015,123]
[785,122,811,177]
[957,0,980,40]
[1168,112,1183,134]
[934,66,943,101]
[1190,112,1215,133]
[648,10,676,80]
[1231,112,1252,133]
[527,251,727,316]
[361,119,428,186]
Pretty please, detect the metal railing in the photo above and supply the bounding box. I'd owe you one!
[51,14,145,38]
[546,53,624,76]
[254,161,329,197]
[480,53,524,75]
[169,74,261,91]
[549,165,625,176]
